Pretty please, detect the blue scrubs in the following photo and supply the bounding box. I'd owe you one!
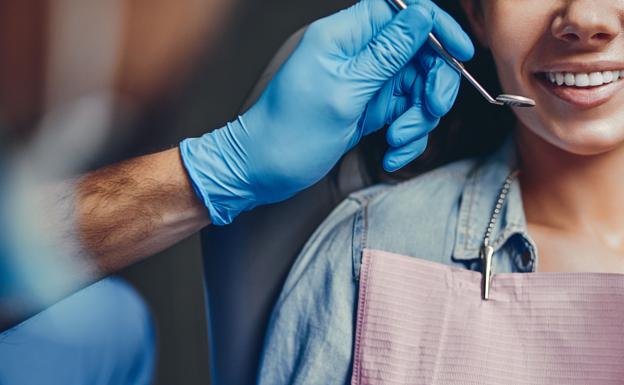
[0,277,156,385]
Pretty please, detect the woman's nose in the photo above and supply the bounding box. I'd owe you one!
[551,0,622,49]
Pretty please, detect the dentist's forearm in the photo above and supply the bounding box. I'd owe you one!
[0,148,210,331]
[75,147,210,275]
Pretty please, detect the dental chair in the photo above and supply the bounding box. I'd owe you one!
[200,27,376,385]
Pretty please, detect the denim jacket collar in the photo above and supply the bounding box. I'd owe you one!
[452,134,538,266]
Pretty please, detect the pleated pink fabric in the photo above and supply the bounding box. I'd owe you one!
[351,249,624,385]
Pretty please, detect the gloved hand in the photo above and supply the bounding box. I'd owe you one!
[180,0,474,225]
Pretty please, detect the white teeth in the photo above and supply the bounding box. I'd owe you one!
[545,70,624,87]
[603,71,614,83]
[576,73,590,87]
[589,72,603,86]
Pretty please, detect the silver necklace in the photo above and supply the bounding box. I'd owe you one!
[481,170,520,300]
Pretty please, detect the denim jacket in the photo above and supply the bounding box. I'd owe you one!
[257,136,539,385]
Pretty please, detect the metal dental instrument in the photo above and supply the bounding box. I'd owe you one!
[385,0,536,108]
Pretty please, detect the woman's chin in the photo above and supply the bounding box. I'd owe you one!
[520,121,624,157]
[546,127,624,156]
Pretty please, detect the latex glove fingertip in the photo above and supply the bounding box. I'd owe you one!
[383,136,430,172]
[383,153,407,173]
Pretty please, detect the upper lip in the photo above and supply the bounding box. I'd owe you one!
[534,61,624,74]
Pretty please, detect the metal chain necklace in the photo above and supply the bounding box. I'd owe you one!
[481,170,520,300]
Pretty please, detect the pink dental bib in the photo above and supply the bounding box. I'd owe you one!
[351,249,624,385]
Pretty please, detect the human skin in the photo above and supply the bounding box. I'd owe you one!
[0,147,210,331]
[461,0,624,272]
[73,148,210,275]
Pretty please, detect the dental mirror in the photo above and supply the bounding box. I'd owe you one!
[495,94,536,107]
[386,0,536,108]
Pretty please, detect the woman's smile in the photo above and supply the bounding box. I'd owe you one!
[461,0,624,155]
[534,62,624,109]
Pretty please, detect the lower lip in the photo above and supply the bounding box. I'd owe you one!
[535,75,624,109]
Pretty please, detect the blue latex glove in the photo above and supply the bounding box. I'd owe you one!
[180,0,474,225]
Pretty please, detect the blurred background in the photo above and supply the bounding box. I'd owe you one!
[0,0,354,384]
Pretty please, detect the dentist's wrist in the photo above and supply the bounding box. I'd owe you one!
[179,116,257,226]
